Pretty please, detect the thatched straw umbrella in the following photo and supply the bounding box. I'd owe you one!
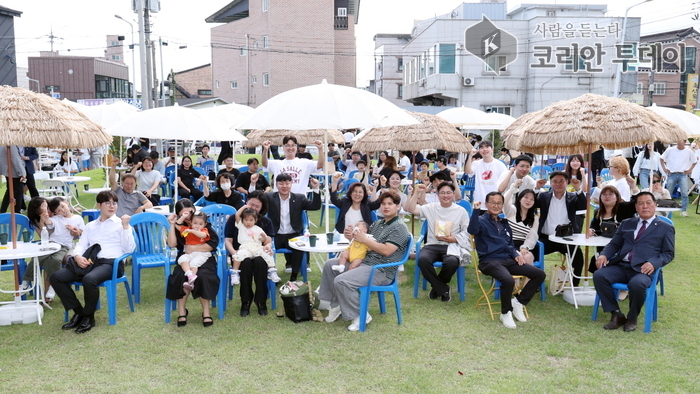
[242,129,346,148]
[503,93,687,239]
[0,86,110,294]
[352,111,473,153]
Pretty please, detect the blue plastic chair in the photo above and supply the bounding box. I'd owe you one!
[63,253,134,326]
[460,175,475,202]
[358,235,413,332]
[130,213,170,304]
[552,163,566,171]
[237,166,249,174]
[531,165,553,181]
[654,215,672,295]
[413,221,466,301]
[201,204,237,319]
[600,168,612,182]
[591,267,663,333]
[0,213,32,281]
[201,160,217,175]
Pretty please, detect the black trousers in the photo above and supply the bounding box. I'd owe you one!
[239,256,269,304]
[479,258,546,314]
[178,187,203,202]
[1,177,25,213]
[593,262,652,321]
[50,258,123,316]
[540,236,585,286]
[24,173,39,199]
[416,244,459,295]
[275,233,303,279]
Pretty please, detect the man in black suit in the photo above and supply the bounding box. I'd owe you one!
[537,171,587,285]
[265,173,321,281]
[594,192,674,332]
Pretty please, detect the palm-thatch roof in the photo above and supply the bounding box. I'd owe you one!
[241,129,346,148]
[503,93,688,155]
[352,111,473,153]
[0,85,111,148]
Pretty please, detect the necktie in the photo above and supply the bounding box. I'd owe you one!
[629,220,647,263]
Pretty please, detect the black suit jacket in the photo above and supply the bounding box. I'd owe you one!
[600,217,674,271]
[22,147,38,175]
[537,190,587,236]
[265,191,322,235]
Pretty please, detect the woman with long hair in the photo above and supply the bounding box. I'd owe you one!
[594,156,632,202]
[329,173,378,233]
[587,185,636,273]
[503,183,539,266]
[565,154,588,192]
[131,157,162,206]
[378,156,399,181]
[371,151,389,181]
[55,151,79,175]
[633,142,662,190]
[177,156,206,202]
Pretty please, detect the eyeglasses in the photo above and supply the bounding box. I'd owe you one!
[653,180,661,184]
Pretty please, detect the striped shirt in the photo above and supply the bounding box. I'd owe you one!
[362,216,410,280]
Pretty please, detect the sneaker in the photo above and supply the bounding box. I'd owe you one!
[285,267,292,273]
[183,281,194,291]
[229,269,240,286]
[680,211,689,217]
[441,286,452,302]
[20,280,31,292]
[500,311,517,329]
[511,297,527,322]
[267,268,281,283]
[428,289,439,300]
[23,194,31,203]
[45,285,56,301]
[186,273,197,286]
[307,267,312,273]
[325,306,342,323]
[332,264,346,273]
[347,313,372,331]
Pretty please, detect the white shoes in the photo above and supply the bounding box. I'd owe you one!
[511,297,527,322]
[267,268,281,283]
[500,311,517,329]
[45,285,56,301]
[331,264,346,273]
[325,306,341,323]
[229,269,240,286]
[20,280,31,292]
[347,313,372,331]
[680,211,688,217]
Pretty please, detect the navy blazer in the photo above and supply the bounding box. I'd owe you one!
[21,147,38,175]
[265,191,322,235]
[537,190,587,236]
[600,216,675,271]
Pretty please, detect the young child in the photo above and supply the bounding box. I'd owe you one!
[332,221,372,273]
[353,160,370,184]
[175,211,211,291]
[230,208,278,285]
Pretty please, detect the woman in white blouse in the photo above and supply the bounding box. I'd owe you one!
[633,143,662,190]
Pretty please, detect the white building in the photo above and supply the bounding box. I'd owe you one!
[382,2,640,117]
[372,34,412,106]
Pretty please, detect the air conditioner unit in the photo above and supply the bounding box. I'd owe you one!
[463,77,475,86]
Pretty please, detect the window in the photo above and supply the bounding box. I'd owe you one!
[263,35,269,49]
[240,46,247,56]
[652,82,666,95]
[686,47,696,74]
[563,55,586,71]
[337,7,347,17]
[110,41,121,46]
[252,75,257,84]
[397,84,403,99]
[216,80,220,89]
[438,44,456,74]
[546,11,556,17]
[262,0,268,12]
[488,106,511,116]
[197,90,212,95]
[111,55,121,61]
[231,81,238,89]
[636,82,643,95]
[262,73,269,86]
[397,57,404,71]
[485,55,507,73]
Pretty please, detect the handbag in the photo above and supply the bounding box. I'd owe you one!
[549,264,570,295]
[600,222,619,238]
[280,281,313,323]
[656,199,681,208]
[555,223,574,237]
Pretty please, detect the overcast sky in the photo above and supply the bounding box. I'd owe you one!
[4,0,697,90]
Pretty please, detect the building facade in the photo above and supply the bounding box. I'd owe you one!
[372,34,411,106]
[0,6,22,87]
[383,2,639,117]
[28,55,131,101]
[208,0,358,107]
[105,34,125,64]
[638,28,699,109]
[170,64,213,99]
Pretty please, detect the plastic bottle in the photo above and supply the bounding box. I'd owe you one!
[40,227,49,246]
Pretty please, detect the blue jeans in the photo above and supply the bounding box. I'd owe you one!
[666,172,689,211]
[638,168,651,190]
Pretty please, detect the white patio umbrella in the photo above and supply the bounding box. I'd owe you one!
[198,104,255,162]
[81,101,140,164]
[236,79,419,233]
[646,104,700,137]
[484,112,517,130]
[106,104,247,203]
[435,106,501,129]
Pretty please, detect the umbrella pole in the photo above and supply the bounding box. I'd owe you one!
[324,132,330,235]
[411,152,417,234]
[5,147,19,295]
[174,139,179,205]
[585,144,592,240]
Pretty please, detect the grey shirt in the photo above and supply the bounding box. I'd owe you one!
[115,186,148,216]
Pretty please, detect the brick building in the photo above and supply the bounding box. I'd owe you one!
[104,34,125,64]
[637,28,699,109]
[207,0,358,107]
[170,63,213,99]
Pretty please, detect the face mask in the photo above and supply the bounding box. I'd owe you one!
[221,183,231,191]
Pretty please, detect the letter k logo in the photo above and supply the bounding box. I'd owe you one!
[482,30,500,58]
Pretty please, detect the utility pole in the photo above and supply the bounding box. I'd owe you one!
[144,1,154,110]
[159,38,166,107]
[648,71,655,106]
[115,15,137,104]
[137,0,150,109]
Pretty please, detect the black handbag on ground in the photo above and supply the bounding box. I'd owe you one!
[280,281,312,323]
[555,223,574,237]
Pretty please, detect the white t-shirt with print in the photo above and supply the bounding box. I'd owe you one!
[264,157,318,194]
[469,159,508,204]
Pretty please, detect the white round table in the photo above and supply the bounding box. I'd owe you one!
[0,242,61,325]
[548,233,611,308]
[53,176,92,210]
[288,236,348,273]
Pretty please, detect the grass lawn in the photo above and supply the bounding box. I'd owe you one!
[1,162,699,392]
